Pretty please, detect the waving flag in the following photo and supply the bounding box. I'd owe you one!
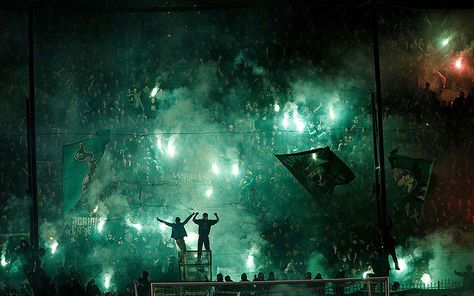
[275,146,355,200]
[388,149,434,222]
[62,130,110,212]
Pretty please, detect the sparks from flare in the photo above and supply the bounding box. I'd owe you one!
[98,217,106,233]
[150,86,160,97]
[421,273,431,285]
[0,242,7,267]
[126,218,142,232]
[132,223,142,232]
[206,187,213,198]
[104,273,112,289]
[329,106,336,120]
[455,58,462,70]
[212,163,220,175]
[167,137,176,158]
[282,112,289,128]
[232,163,239,176]
[292,110,305,132]
[442,37,450,47]
[396,258,407,272]
[274,103,280,112]
[246,254,255,269]
[50,240,59,254]
[362,268,374,279]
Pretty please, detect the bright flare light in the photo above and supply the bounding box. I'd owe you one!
[104,273,112,289]
[274,103,280,112]
[187,232,199,243]
[206,187,213,198]
[442,38,450,47]
[126,218,142,232]
[159,220,168,232]
[293,111,305,132]
[455,58,462,70]
[397,258,407,272]
[282,113,289,128]
[132,223,142,232]
[212,163,220,175]
[156,137,164,154]
[93,205,99,213]
[232,163,239,176]
[421,273,431,285]
[150,87,159,97]
[98,218,106,233]
[362,268,374,279]
[167,138,176,158]
[329,106,336,120]
[50,240,59,254]
[246,255,255,270]
[295,119,305,132]
[1,243,7,266]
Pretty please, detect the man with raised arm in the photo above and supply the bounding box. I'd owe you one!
[193,212,219,261]
[157,212,195,253]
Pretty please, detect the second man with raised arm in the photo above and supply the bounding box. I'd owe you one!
[193,212,219,261]
[157,212,195,252]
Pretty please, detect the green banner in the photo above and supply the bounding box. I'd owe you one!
[275,146,355,200]
[388,150,434,222]
[62,130,110,212]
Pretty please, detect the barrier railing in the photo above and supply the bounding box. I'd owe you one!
[149,276,390,296]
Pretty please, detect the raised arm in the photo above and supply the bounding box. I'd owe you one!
[157,217,172,227]
[454,270,464,277]
[192,212,199,224]
[183,213,195,224]
[214,213,220,223]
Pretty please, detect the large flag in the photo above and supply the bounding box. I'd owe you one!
[275,146,355,200]
[388,149,434,222]
[62,130,110,212]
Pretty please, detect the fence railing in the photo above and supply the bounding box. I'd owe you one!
[148,277,390,296]
[396,279,463,291]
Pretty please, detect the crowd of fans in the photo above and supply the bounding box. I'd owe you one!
[1,4,474,296]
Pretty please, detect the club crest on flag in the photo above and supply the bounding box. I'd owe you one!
[63,130,110,212]
[392,168,417,195]
[389,149,434,222]
[275,146,355,201]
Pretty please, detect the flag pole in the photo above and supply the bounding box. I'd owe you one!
[27,5,40,294]
[371,0,390,276]
[371,92,381,226]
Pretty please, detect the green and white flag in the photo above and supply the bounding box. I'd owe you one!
[62,130,110,212]
[388,149,434,222]
[275,146,355,200]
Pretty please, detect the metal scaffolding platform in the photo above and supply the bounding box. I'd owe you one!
[178,250,212,282]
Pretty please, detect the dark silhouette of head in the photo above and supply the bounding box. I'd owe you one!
[216,273,223,282]
[392,281,400,291]
[20,239,29,248]
[175,217,181,223]
[241,273,248,281]
[203,213,209,220]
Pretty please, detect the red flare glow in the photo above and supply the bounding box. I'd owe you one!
[455,58,462,70]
